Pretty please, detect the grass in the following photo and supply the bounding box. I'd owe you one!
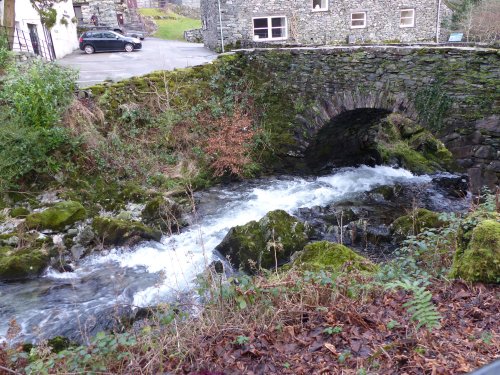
[139,8,201,41]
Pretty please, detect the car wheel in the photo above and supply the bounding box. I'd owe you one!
[84,45,95,54]
[124,43,134,52]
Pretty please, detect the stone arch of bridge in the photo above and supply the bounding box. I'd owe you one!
[293,89,419,172]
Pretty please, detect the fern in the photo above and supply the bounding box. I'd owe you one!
[385,279,441,330]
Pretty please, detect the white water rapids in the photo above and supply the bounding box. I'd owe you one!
[0,166,431,342]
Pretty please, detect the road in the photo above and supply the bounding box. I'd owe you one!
[58,38,218,87]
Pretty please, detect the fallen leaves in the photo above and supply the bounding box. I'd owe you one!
[177,280,499,374]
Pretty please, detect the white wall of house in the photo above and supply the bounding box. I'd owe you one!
[14,0,78,59]
[51,0,79,57]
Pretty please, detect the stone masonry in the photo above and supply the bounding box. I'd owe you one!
[231,46,499,190]
[74,0,130,29]
[201,0,451,51]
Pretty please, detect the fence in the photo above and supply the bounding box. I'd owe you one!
[0,26,55,61]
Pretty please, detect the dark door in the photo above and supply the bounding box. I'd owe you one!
[27,24,40,55]
[117,13,124,26]
[73,6,83,24]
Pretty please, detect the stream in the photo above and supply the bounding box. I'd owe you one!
[0,166,467,343]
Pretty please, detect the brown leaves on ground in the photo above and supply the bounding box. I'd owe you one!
[179,280,499,375]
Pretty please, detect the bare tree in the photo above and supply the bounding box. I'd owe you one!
[456,0,500,43]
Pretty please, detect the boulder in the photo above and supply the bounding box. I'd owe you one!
[291,241,377,273]
[92,217,162,246]
[0,246,50,281]
[142,196,185,232]
[391,209,446,239]
[25,201,86,231]
[215,210,313,273]
[450,219,500,283]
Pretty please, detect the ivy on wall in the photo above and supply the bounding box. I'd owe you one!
[414,82,451,131]
[30,0,64,28]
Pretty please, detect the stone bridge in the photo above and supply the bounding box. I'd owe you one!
[234,46,499,190]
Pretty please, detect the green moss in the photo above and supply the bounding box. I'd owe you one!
[215,210,313,273]
[0,246,50,280]
[47,336,72,353]
[291,241,377,273]
[10,207,29,218]
[25,201,86,231]
[450,220,500,283]
[92,217,161,246]
[142,196,185,232]
[376,115,453,174]
[391,209,446,238]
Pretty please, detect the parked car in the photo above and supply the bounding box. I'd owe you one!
[124,30,146,40]
[79,31,142,54]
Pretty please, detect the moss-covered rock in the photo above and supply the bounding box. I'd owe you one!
[291,241,377,273]
[215,210,313,273]
[0,246,50,281]
[0,232,19,247]
[450,220,500,283]
[142,196,185,232]
[10,207,30,218]
[376,115,453,174]
[92,217,162,246]
[25,201,86,231]
[391,209,446,239]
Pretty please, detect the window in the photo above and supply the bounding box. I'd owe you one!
[400,9,415,27]
[351,12,366,28]
[312,0,328,11]
[252,16,287,41]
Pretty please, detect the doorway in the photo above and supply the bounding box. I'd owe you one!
[27,23,40,55]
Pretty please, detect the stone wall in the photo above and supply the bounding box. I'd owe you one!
[201,0,447,51]
[184,28,203,43]
[171,0,200,8]
[75,0,130,28]
[232,46,499,190]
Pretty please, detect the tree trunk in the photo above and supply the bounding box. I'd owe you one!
[3,0,16,49]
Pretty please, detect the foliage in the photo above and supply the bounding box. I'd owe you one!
[138,8,201,41]
[451,0,500,43]
[1,60,77,128]
[0,122,74,191]
[0,28,12,71]
[21,331,137,374]
[385,278,441,330]
[414,82,451,130]
[203,108,257,177]
[30,0,63,28]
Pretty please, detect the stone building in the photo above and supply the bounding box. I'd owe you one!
[200,0,453,51]
[171,0,200,8]
[136,0,200,8]
[73,0,136,29]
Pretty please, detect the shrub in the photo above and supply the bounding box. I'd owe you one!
[0,28,12,71]
[0,123,74,190]
[1,60,77,128]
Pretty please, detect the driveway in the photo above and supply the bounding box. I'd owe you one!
[58,38,218,87]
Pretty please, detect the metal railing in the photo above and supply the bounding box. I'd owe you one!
[0,26,55,61]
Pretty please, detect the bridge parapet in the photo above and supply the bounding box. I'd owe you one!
[233,46,499,190]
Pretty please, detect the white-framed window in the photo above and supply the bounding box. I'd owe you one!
[312,0,328,11]
[400,9,415,27]
[252,16,287,41]
[350,12,366,28]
